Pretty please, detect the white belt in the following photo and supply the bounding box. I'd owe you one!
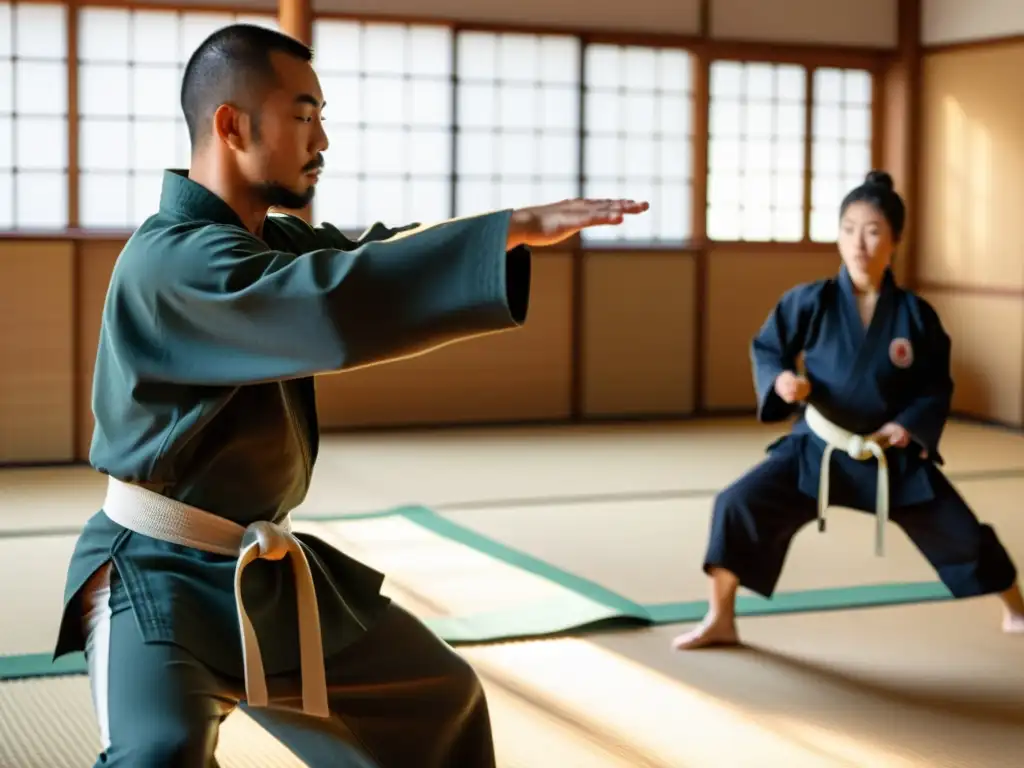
[101,477,329,718]
[803,405,889,556]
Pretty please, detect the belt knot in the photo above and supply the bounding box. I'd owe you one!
[242,520,291,561]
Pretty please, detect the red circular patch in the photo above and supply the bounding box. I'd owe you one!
[889,338,913,368]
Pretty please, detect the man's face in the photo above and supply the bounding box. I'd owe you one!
[235,51,330,210]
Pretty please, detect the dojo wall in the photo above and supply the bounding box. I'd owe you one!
[0,0,954,465]
[915,0,1024,425]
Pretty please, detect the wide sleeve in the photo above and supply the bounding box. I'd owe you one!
[112,210,531,386]
[892,301,953,459]
[750,284,813,422]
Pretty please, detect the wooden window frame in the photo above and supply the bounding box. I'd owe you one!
[703,53,885,249]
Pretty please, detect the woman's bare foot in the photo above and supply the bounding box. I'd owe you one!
[1003,609,1024,634]
[1002,613,1024,634]
[999,583,1024,634]
[672,614,740,650]
[673,566,742,650]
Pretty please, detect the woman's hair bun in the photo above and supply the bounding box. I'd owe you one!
[864,170,894,191]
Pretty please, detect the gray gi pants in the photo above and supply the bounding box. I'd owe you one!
[80,564,495,767]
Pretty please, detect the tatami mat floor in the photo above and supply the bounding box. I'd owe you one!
[1,416,1022,767]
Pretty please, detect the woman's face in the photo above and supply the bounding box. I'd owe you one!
[837,200,896,290]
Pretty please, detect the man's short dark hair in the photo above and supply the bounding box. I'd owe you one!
[180,24,313,149]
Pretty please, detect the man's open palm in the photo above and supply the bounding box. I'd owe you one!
[508,198,650,248]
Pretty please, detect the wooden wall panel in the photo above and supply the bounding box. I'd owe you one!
[702,248,838,410]
[918,44,1024,290]
[580,251,697,417]
[0,242,75,463]
[920,290,1024,425]
[314,251,575,428]
[74,242,121,460]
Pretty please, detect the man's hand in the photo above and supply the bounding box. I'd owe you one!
[774,371,811,404]
[871,422,910,449]
[506,198,649,248]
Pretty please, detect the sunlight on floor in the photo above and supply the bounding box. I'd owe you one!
[466,637,932,768]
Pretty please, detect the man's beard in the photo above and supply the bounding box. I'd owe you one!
[253,180,316,210]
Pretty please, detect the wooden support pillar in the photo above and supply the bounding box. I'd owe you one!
[881,0,921,287]
[279,0,314,223]
[279,0,313,46]
[692,0,710,413]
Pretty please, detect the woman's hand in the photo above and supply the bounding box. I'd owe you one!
[872,422,910,449]
[774,371,811,404]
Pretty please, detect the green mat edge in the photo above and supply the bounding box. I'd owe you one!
[0,504,957,681]
[391,505,647,617]
[0,581,955,681]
